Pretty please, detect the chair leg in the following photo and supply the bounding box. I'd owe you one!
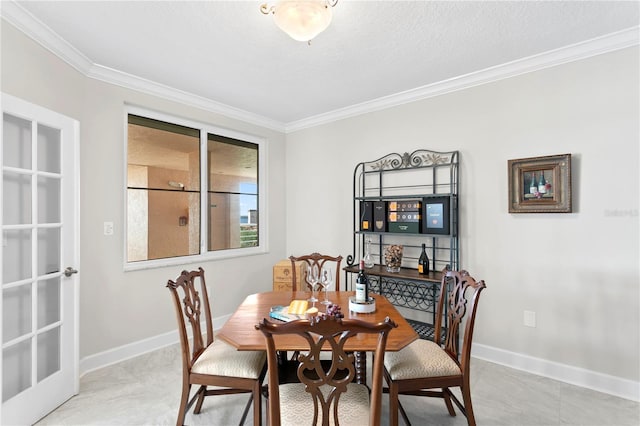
[460,384,476,426]
[253,380,263,426]
[388,382,399,426]
[194,385,206,414]
[443,387,456,416]
[176,383,191,426]
[239,394,253,426]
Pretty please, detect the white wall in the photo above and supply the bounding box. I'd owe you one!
[286,47,639,384]
[1,21,288,359]
[2,16,638,395]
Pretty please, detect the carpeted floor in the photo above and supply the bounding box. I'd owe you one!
[37,343,639,426]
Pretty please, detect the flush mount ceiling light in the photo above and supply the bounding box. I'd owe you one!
[260,0,338,42]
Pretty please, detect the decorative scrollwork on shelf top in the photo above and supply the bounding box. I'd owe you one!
[368,149,456,171]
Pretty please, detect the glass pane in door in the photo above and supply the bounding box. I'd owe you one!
[2,284,32,343]
[2,339,32,402]
[37,124,61,173]
[2,113,32,169]
[37,228,60,275]
[2,171,31,225]
[37,327,60,382]
[2,229,32,283]
[37,176,61,223]
[37,278,60,328]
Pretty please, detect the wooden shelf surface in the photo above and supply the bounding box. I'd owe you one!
[343,264,443,283]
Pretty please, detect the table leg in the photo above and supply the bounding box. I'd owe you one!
[354,351,366,384]
[277,350,292,383]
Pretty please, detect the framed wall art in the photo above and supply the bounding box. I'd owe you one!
[508,153,572,213]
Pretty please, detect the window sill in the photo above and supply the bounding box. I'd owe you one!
[123,245,268,272]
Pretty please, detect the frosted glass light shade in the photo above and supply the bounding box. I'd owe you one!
[273,1,333,42]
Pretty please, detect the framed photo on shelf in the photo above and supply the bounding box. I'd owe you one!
[508,153,572,213]
[422,196,452,235]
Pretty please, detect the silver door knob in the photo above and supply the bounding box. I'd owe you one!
[64,267,78,277]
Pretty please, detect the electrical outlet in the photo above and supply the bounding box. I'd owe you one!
[524,310,536,328]
[103,222,114,236]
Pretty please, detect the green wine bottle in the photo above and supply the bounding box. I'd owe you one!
[538,171,547,194]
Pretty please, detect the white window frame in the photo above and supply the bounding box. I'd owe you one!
[123,105,268,271]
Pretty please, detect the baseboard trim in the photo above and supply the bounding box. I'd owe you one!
[79,314,230,377]
[472,343,639,402]
[78,321,639,402]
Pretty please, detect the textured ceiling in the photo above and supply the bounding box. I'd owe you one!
[5,1,640,128]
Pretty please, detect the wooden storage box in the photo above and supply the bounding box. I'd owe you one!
[273,260,306,292]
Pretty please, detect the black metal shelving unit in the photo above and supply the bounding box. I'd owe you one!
[345,149,459,340]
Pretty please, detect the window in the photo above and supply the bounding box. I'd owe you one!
[125,108,264,268]
[207,135,259,251]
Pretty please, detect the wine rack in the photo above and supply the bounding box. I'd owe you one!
[344,149,459,341]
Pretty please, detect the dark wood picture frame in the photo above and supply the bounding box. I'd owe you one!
[508,154,572,213]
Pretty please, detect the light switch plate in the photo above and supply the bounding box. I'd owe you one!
[524,310,536,328]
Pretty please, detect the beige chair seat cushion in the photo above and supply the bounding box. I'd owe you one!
[384,339,461,380]
[278,383,370,426]
[191,338,265,379]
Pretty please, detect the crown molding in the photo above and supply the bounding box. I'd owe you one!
[0,1,286,133]
[2,1,637,135]
[285,26,640,133]
[0,0,93,74]
[87,64,286,132]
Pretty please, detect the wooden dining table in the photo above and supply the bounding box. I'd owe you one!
[217,290,419,384]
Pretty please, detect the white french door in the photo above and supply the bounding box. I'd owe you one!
[1,93,79,425]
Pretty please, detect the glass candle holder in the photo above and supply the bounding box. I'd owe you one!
[384,245,403,273]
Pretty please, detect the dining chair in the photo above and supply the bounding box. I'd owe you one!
[383,269,487,426]
[167,268,267,426]
[289,252,343,291]
[257,315,397,426]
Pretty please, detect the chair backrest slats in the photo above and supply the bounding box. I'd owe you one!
[167,268,214,369]
[257,315,396,426]
[289,253,343,292]
[433,268,486,375]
